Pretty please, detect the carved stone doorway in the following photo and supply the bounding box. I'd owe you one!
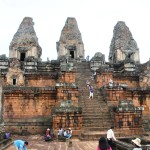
[20,52,25,61]
[70,50,74,59]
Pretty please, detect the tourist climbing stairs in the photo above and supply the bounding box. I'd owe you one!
[75,61,113,140]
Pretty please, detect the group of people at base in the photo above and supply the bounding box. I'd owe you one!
[97,126,142,150]
[12,125,142,150]
[44,127,72,141]
[58,127,72,139]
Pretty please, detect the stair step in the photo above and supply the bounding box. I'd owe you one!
[82,122,112,126]
[82,115,110,118]
[82,119,112,124]
[82,109,109,113]
[81,127,109,131]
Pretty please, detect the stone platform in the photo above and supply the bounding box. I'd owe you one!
[5,135,98,150]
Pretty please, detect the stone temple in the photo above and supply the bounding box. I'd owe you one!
[0,17,150,148]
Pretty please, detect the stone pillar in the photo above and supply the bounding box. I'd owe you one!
[0,70,5,141]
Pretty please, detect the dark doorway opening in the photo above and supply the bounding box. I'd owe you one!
[13,78,16,85]
[20,53,25,61]
[70,51,74,58]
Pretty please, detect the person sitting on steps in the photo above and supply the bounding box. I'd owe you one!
[58,126,64,137]
[65,128,72,139]
[44,128,53,141]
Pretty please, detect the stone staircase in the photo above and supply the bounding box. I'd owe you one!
[75,61,113,140]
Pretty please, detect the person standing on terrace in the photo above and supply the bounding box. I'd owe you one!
[107,126,117,149]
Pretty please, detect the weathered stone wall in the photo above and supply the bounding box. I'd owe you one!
[113,77,139,88]
[6,68,25,86]
[3,90,56,134]
[114,111,142,128]
[125,91,150,115]
[52,112,82,136]
[56,87,78,106]
[145,96,150,114]
[139,62,150,87]
[97,72,139,88]
[53,71,80,135]
[0,83,3,124]
[27,76,56,87]
[58,72,76,83]
[106,89,126,105]
[103,86,149,114]
[97,72,113,87]
[97,69,150,134]
[2,69,79,134]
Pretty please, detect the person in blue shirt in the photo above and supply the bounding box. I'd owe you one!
[14,140,28,150]
[65,128,72,139]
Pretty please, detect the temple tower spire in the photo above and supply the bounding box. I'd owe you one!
[57,17,84,60]
[9,17,42,61]
[109,21,140,64]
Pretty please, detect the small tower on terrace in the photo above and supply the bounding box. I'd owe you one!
[56,17,84,60]
[9,17,42,61]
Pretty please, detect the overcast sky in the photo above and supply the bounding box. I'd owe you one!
[0,0,150,63]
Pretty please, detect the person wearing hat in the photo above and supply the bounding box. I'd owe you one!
[44,128,53,141]
[65,128,72,139]
[132,138,142,150]
[46,128,50,136]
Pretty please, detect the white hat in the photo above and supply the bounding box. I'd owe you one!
[47,128,50,130]
[132,138,141,147]
[69,128,71,130]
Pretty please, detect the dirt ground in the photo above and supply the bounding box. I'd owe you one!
[5,135,98,150]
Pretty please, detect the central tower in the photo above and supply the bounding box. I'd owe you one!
[56,17,84,60]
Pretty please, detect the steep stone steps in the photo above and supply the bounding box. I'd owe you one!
[82,114,111,119]
[75,61,113,140]
[81,127,112,132]
[79,130,120,141]
[82,122,112,127]
[82,109,109,113]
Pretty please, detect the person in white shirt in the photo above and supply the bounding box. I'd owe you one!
[107,126,117,149]
[58,127,63,137]
[63,129,67,137]
[109,79,113,88]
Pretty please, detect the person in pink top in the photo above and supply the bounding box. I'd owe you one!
[97,137,112,150]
